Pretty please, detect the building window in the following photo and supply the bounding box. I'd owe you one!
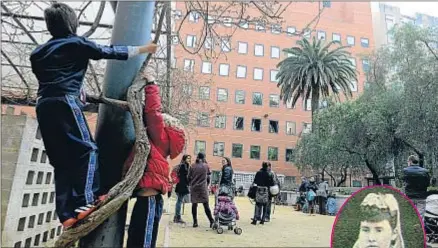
[287,26,296,36]
[57,226,62,236]
[205,36,213,49]
[213,142,225,156]
[350,80,358,92]
[236,65,247,78]
[42,192,48,204]
[223,17,233,27]
[28,215,35,228]
[235,90,245,104]
[194,140,206,155]
[26,171,35,185]
[22,194,30,207]
[201,61,212,74]
[254,44,264,56]
[219,64,229,76]
[171,35,179,45]
[37,213,44,225]
[186,35,197,48]
[49,192,55,203]
[251,118,262,132]
[36,127,42,139]
[352,180,362,187]
[270,46,280,59]
[362,59,370,72]
[32,193,40,206]
[217,88,228,102]
[40,150,47,163]
[255,22,265,32]
[271,24,281,34]
[238,20,248,29]
[14,242,21,248]
[215,115,226,129]
[36,172,43,184]
[361,38,369,48]
[232,144,243,158]
[182,85,193,96]
[233,117,244,130]
[269,94,280,108]
[305,99,312,111]
[303,123,312,133]
[323,1,331,8]
[269,120,279,133]
[207,15,216,24]
[286,99,294,109]
[18,217,26,231]
[270,70,279,82]
[250,146,261,160]
[286,122,296,135]
[221,37,231,52]
[46,211,52,223]
[268,147,278,161]
[317,30,326,40]
[43,231,48,242]
[31,148,39,162]
[285,148,295,162]
[237,42,248,54]
[34,234,41,246]
[189,11,200,23]
[253,68,263,81]
[332,33,341,43]
[183,59,195,72]
[50,228,55,239]
[252,92,263,106]
[347,36,355,46]
[197,113,209,127]
[304,29,311,39]
[199,86,210,100]
[45,172,52,184]
[53,211,57,220]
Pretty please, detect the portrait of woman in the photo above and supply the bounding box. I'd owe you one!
[331,186,425,248]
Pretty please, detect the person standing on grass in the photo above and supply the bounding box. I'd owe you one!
[30,3,158,228]
[403,154,430,219]
[189,153,215,228]
[172,155,191,224]
[251,162,275,225]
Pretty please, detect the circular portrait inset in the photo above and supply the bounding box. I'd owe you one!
[331,186,425,248]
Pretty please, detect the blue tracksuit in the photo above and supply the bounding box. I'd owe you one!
[30,34,129,222]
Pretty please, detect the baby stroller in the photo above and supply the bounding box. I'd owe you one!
[212,186,242,235]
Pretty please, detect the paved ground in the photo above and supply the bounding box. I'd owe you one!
[125,196,335,247]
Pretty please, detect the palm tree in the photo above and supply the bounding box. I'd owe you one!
[276,37,358,126]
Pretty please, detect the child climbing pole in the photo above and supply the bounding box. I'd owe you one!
[29,3,158,228]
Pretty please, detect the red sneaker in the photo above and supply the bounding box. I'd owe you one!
[62,218,78,229]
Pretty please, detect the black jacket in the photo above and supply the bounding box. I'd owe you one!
[220,165,233,186]
[403,165,430,199]
[253,168,274,187]
[306,181,318,192]
[175,162,190,195]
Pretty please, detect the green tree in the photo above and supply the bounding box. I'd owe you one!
[276,37,358,124]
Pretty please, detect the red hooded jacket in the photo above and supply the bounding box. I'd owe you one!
[123,84,186,194]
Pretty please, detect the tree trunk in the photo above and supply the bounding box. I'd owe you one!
[79,2,156,247]
[336,166,348,187]
[311,90,320,128]
[365,159,381,185]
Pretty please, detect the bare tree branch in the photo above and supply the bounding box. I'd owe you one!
[82,1,105,38]
[1,2,39,45]
[77,1,92,20]
[1,50,31,98]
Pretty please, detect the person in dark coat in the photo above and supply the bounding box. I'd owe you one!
[265,162,279,222]
[251,162,275,225]
[218,157,234,197]
[172,155,191,224]
[403,154,430,219]
[189,153,214,228]
[299,177,308,193]
[306,177,318,215]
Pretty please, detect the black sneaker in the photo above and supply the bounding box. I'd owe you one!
[251,220,257,225]
[193,222,198,228]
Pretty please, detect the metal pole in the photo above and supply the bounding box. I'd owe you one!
[79,2,155,247]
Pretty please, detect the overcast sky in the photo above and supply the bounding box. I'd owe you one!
[375,2,438,17]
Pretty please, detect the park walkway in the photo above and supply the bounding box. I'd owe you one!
[125,196,335,247]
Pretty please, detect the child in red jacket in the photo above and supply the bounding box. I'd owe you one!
[124,66,186,248]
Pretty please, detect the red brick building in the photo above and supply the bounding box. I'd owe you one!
[173,2,374,183]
